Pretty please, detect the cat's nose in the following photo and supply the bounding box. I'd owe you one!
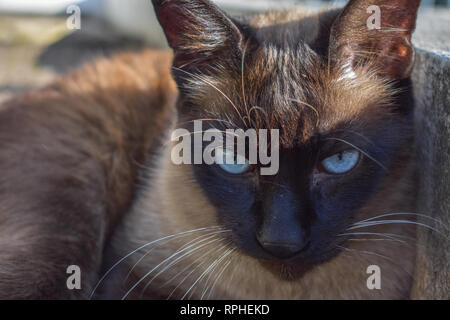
[256,238,308,259]
[257,185,309,259]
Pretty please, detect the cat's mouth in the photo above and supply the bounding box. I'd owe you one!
[259,260,314,281]
[256,244,342,281]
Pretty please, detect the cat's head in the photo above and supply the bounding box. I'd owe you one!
[152,0,420,277]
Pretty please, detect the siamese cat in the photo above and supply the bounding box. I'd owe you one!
[0,0,427,299]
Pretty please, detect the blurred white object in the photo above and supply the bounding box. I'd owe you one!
[0,0,85,15]
[97,0,163,44]
[0,0,293,44]
[92,0,298,43]
[0,0,339,44]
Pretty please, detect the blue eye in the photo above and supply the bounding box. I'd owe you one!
[321,150,360,174]
[215,147,250,175]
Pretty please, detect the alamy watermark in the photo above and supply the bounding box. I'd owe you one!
[367,5,381,30]
[66,4,81,30]
[66,265,81,290]
[366,265,381,290]
[171,120,280,176]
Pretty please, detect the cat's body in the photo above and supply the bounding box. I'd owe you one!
[0,0,422,299]
[0,50,176,298]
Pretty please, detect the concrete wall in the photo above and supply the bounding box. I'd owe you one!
[410,10,450,299]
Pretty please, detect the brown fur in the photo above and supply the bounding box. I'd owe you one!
[106,147,415,299]
[103,2,419,299]
[0,0,423,299]
[0,50,176,298]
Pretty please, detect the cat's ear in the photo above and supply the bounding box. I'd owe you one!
[330,0,421,80]
[152,0,243,69]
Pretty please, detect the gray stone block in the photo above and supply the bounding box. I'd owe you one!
[410,8,449,299]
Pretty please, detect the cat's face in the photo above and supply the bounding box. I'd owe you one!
[153,0,420,278]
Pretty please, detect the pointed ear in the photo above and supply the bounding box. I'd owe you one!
[330,0,421,79]
[152,0,243,69]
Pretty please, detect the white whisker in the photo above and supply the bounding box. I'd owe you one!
[336,245,415,279]
[338,232,410,244]
[348,220,449,241]
[336,245,396,264]
[165,241,231,300]
[181,247,236,300]
[354,212,449,231]
[139,234,228,298]
[122,229,230,300]
[204,253,234,300]
[199,247,233,300]
[89,226,221,299]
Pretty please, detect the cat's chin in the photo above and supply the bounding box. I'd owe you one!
[257,248,342,281]
[259,260,314,281]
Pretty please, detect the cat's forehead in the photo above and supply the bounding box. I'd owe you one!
[186,43,396,148]
[241,43,325,145]
[230,44,395,147]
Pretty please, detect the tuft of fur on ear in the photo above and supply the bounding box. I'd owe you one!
[330,0,421,80]
[152,0,243,69]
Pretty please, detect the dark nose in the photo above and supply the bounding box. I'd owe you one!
[256,238,307,259]
[257,184,309,259]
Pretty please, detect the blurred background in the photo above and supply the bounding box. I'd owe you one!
[0,0,448,103]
